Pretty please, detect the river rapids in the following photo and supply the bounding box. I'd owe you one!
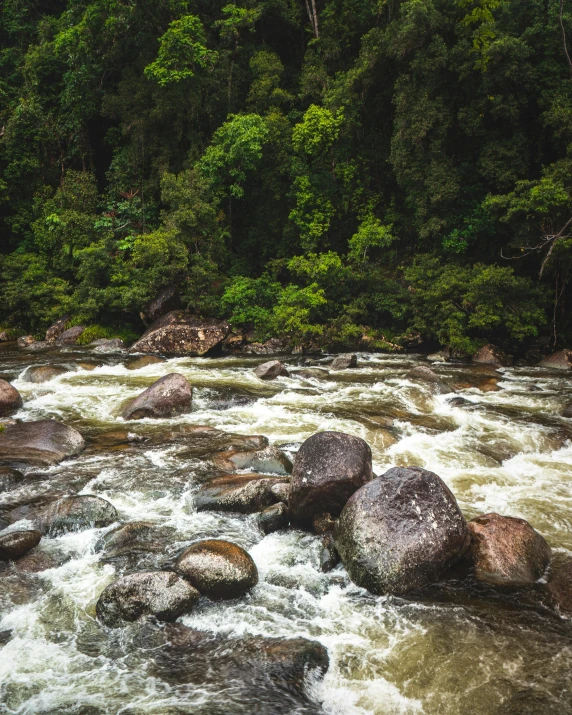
[1,344,572,715]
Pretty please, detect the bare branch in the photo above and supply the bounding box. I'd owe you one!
[560,0,572,78]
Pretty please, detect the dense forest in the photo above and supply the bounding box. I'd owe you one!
[1,0,572,355]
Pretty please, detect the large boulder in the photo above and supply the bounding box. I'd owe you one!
[466,513,551,587]
[254,360,290,380]
[330,354,357,370]
[334,466,470,595]
[96,571,199,627]
[289,431,373,527]
[121,373,192,420]
[45,315,70,342]
[538,349,572,370]
[0,420,85,466]
[174,539,258,599]
[57,325,85,345]
[129,310,229,356]
[0,530,42,560]
[472,344,511,367]
[9,495,118,536]
[22,366,69,383]
[195,474,287,514]
[0,379,23,416]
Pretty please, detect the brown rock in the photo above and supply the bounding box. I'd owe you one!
[467,513,551,587]
[538,349,572,370]
[129,310,229,356]
[320,533,339,572]
[254,360,290,380]
[175,539,258,599]
[0,530,42,560]
[258,502,289,534]
[330,354,357,370]
[8,494,118,536]
[17,335,36,348]
[0,420,84,467]
[93,338,126,353]
[195,474,287,514]
[472,344,511,367]
[312,512,335,534]
[57,325,85,345]
[45,316,70,343]
[125,355,166,370]
[23,366,69,383]
[96,571,199,627]
[0,379,23,417]
[407,365,451,393]
[121,373,192,420]
[479,379,501,393]
[213,446,292,475]
[0,467,24,493]
[289,431,373,527]
[546,557,572,613]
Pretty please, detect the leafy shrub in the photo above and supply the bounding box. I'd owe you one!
[75,325,140,346]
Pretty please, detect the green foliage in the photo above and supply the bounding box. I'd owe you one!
[0,0,571,350]
[75,324,140,346]
[404,256,547,353]
[145,15,215,86]
[198,114,270,198]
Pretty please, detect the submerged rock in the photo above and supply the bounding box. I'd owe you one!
[94,338,126,353]
[334,466,469,595]
[17,335,36,348]
[258,502,289,534]
[0,420,85,467]
[467,513,551,587]
[22,365,69,383]
[213,446,293,475]
[0,530,42,560]
[538,349,572,370]
[136,622,329,710]
[95,521,161,555]
[0,467,24,493]
[330,354,357,370]
[96,571,199,627]
[407,365,451,393]
[125,355,166,370]
[121,373,192,420]
[563,403,572,418]
[129,310,229,356]
[289,431,373,527]
[546,557,572,614]
[0,379,23,417]
[13,495,118,536]
[254,360,290,380]
[320,533,339,572]
[195,474,287,514]
[472,343,511,367]
[175,539,258,599]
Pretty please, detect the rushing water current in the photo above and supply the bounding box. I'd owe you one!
[1,343,572,715]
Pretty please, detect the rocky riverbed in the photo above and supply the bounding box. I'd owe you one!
[1,341,572,714]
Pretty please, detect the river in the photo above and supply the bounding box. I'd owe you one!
[1,344,571,715]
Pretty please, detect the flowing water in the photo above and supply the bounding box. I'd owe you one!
[1,344,572,715]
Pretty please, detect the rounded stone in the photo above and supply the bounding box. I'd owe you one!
[22,366,69,383]
[289,431,373,527]
[467,512,551,587]
[96,571,199,627]
[175,539,258,599]
[334,466,469,595]
[121,373,192,420]
[0,379,23,417]
[0,530,42,561]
